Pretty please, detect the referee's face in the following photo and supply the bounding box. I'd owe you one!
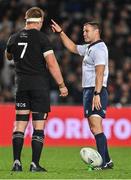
[83,24,97,43]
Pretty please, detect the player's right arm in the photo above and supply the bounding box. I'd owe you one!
[5,36,14,61]
[5,51,13,60]
[51,20,78,54]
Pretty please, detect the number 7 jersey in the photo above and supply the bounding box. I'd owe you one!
[6,29,53,91]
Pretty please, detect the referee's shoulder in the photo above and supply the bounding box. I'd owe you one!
[93,43,108,54]
[96,42,107,49]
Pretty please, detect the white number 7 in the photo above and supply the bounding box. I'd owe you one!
[18,42,28,58]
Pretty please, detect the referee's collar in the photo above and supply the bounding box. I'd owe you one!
[88,39,103,49]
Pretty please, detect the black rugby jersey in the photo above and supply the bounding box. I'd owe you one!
[6,29,53,91]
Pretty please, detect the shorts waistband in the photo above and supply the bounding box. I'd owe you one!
[83,86,107,90]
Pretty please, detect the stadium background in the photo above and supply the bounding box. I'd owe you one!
[0,0,131,179]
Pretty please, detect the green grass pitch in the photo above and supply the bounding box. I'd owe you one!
[0,147,131,179]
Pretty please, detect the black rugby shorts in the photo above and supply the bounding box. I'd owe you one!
[15,89,50,112]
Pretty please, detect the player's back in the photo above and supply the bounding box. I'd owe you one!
[7,29,52,90]
[10,29,50,75]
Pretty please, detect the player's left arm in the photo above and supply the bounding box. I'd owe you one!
[5,36,13,61]
[45,52,68,97]
[40,33,68,97]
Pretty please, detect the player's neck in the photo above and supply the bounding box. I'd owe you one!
[24,24,40,31]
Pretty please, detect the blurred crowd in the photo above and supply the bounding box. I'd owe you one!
[0,0,131,106]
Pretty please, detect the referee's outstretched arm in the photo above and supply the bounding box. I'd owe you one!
[51,19,78,54]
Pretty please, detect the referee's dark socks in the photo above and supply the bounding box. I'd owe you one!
[31,129,44,166]
[12,131,24,162]
[94,132,110,166]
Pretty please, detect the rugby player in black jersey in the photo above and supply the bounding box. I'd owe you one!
[5,7,68,172]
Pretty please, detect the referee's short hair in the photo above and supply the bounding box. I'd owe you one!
[25,7,44,21]
[84,21,101,33]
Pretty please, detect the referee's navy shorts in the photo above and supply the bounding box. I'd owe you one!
[15,89,50,113]
[83,87,108,118]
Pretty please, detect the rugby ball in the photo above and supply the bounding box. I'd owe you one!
[80,147,103,167]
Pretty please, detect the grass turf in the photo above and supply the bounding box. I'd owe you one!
[0,147,131,179]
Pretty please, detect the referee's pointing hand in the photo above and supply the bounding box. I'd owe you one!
[51,19,62,33]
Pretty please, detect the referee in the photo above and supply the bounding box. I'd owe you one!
[51,20,113,170]
[5,7,68,172]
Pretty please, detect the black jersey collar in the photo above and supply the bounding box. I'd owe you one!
[88,39,103,49]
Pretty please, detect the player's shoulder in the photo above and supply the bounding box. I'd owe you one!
[38,31,49,40]
[9,31,20,40]
[39,31,51,46]
[7,31,21,44]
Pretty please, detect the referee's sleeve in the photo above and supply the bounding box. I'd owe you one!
[40,33,54,57]
[77,44,88,56]
[93,49,107,66]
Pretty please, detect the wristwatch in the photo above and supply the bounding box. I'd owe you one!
[94,91,101,96]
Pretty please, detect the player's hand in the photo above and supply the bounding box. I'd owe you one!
[51,19,62,33]
[92,95,102,111]
[59,86,68,97]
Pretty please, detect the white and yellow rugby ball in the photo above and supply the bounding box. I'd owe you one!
[80,147,103,167]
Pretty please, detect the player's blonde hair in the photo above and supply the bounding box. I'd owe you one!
[25,7,44,23]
